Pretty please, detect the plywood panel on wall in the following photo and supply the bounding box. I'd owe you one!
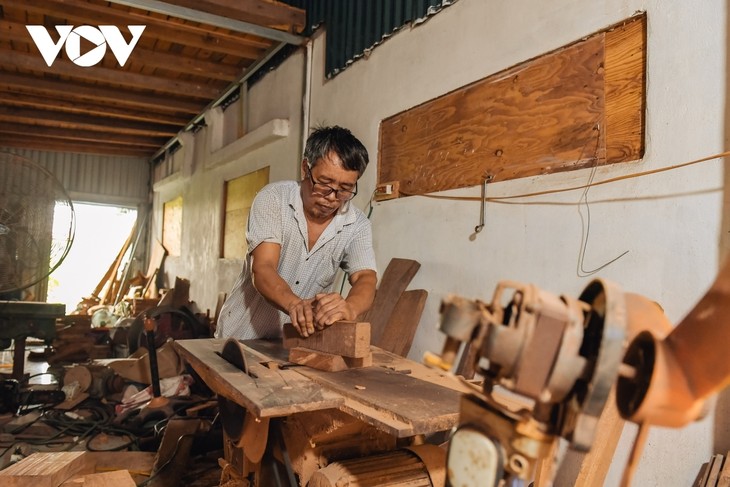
[222,166,270,259]
[379,14,646,197]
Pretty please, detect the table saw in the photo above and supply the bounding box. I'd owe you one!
[174,338,471,486]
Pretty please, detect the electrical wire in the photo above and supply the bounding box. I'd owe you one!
[397,149,730,203]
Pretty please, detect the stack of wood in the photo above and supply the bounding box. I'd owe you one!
[280,258,427,372]
[44,315,112,364]
[283,321,372,372]
[0,451,151,487]
[72,229,167,315]
[695,452,730,487]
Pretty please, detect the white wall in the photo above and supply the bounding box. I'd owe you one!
[306,0,728,485]
[151,0,729,484]
[152,52,304,312]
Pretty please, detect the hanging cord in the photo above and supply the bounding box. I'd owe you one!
[576,138,629,276]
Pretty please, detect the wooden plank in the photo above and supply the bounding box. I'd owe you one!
[282,321,371,358]
[706,454,725,487]
[173,339,344,417]
[289,347,373,372]
[294,365,462,437]
[379,15,646,196]
[605,14,646,164]
[717,451,730,487]
[572,388,625,487]
[61,470,136,487]
[363,258,421,345]
[379,37,604,195]
[0,452,90,487]
[84,451,154,484]
[375,289,428,357]
[147,419,201,487]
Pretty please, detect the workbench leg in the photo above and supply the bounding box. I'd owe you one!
[12,337,25,381]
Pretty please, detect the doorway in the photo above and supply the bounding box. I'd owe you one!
[47,202,138,313]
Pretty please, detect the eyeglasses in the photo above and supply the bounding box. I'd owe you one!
[306,167,358,201]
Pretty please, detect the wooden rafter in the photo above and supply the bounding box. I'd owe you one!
[0,0,307,158]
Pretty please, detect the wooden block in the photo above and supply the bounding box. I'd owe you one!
[289,347,372,372]
[0,451,90,487]
[61,470,136,487]
[282,321,370,358]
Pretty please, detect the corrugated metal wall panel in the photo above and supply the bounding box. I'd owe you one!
[0,148,149,206]
[284,0,456,77]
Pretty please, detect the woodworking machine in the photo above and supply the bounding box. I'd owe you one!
[426,260,730,486]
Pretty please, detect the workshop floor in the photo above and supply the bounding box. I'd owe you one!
[0,341,223,487]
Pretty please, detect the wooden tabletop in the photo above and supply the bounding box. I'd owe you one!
[174,338,470,438]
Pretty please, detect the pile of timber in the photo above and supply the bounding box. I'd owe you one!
[0,451,151,487]
[42,315,112,364]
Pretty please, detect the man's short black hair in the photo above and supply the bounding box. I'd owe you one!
[304,126,369,176]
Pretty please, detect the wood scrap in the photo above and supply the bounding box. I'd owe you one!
[147,418,202,487]
[375,289,427,357]
[0,451,90,487]
[361,258,421,345]
[282,321,370,358]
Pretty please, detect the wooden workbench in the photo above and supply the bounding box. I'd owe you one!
[174,338,470,438]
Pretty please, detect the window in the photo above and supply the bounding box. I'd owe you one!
[222,167,269,259]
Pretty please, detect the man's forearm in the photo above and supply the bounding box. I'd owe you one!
[251,265,301,312]
[344,271,377,320]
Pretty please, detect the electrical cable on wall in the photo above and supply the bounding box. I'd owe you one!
[399,149,730,203]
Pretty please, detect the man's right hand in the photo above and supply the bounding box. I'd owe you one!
[287,298,315,337]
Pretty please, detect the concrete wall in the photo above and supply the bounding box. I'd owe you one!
[151,0,730,484]
[152,52,304,313]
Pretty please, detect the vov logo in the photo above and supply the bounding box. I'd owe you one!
[26,25,145,67]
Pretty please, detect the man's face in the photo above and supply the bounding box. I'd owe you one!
[301,151,359,221]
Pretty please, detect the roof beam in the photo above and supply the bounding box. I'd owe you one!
[0,90,190,126]
[25,1,273,58]
[108,0,306,45]
[0,135,155,157]
[0,106,178,137]
[0,122,167,147]
[0,73,204,114]
[164,0,306,32]
[0,19,245,81]
[0,48,224,99]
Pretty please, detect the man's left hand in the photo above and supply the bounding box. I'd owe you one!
[312,293,355,329]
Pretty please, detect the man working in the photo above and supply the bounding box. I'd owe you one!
[215,126,377,340]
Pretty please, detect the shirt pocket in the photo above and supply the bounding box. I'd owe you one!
[315,256,341,288]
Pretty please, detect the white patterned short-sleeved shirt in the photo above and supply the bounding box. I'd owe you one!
[215,180,376,340]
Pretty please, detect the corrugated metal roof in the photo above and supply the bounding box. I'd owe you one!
[0,148,149,207]
[284,0,457,77]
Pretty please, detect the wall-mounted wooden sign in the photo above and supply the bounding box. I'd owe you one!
[378,14,645,198]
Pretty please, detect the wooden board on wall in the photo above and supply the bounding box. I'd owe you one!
[379,14,646,197]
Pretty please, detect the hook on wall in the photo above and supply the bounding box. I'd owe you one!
[474,176,493,234]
